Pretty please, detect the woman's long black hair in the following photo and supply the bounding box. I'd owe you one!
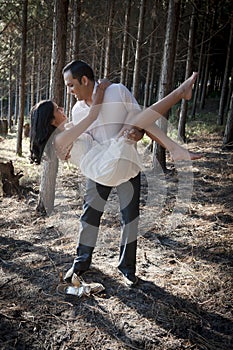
[30,100,56,164]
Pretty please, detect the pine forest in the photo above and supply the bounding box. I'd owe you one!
[0,1,233,349]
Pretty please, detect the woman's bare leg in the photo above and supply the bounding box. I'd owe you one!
[146,124,202,161]
[123,72,203,161]
[128,72,198,129]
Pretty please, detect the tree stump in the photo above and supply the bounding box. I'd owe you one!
[0,161,23,196]
[24,123,30,137]
[0,120,8,135]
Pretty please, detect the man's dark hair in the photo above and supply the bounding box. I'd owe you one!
[62,60,95,84]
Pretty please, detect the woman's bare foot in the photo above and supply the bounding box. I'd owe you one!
[170,145,203,161]
[188,151,203,160]
[178,72,198,101]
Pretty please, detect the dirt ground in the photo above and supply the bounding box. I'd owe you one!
[0,125,233,350]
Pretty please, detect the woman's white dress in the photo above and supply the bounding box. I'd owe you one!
[69,133,143,186]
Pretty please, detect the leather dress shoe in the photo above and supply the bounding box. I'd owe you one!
[119,270,139,287]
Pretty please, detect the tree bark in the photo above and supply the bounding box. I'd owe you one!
[143,7,157,108]
[148,48,157,106]
[98,38,105,79]
[223,92,233,146]
[14,71,19,125]
[191,17,206,117]
[72,0,81,59]
[65,0,82,119]
[154,0,181,171]
[38,0,69,215]
[132,0,146,101]
[16,0,28,156]
[37,147,59,215]
[217,21,233,125]
[120,0,131,86]
[49,0,69,103]
[8,59,13,131]
[199,8,216,111]
[178,4,196,141]
[30,32,36,110]
[36,38,41,103]
[0,87,3,119]
[104,1,115,78]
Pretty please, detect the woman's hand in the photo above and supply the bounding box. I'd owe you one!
[92,79,111,109]
[97,78,112,91]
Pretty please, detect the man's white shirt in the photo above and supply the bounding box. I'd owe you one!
[71,83,141,143]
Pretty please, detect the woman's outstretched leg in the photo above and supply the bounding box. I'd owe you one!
[128,72,198,129]
[146,124,202,161]
[123,72,203,161]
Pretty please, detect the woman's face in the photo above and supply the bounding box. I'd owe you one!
[51,103,67,127]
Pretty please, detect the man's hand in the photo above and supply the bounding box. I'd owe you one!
[64,144,73,160]
[125,128,144,142]
[117,126,144,142]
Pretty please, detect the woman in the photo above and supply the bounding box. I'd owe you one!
[30,80,111,165]
[30,73,202,186]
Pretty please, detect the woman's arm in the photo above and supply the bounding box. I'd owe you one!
[54,80,111,160]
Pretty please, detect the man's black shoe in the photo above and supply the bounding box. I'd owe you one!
[119,270,139,287]
[64,266,85,284]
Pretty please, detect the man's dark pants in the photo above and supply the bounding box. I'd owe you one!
[72,173,141,276]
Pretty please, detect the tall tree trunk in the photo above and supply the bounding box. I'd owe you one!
[37,0,69,215]
[178,4,196,141]
[125,45,131,88]
[0,87,3,118]
[72,0,81,59]
[217,21,233,125]
[199,8,216,111]
[143,8,156,108]
[36,36,42,104]
[16,0,28,156]
[14,74,19,125]
[223,92,233,146]
[104,1,115,78]
[120,0,131,85]
[132,0,146,101]
[30,34,36,110]
[8,60,13,131]
[225,68,233,118]
[148,49,157,105]
[191,16,206,117]
[98,38,105,79]
[65,0,81,119]
[49,0,68,103]
[154,0,181,171]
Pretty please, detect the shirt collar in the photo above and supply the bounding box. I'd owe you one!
[92,82,98,96]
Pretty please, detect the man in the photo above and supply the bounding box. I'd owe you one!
[63,60,144,287]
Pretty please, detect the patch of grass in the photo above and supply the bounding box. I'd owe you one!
[141,133,151,146]
[168,111,225,141]
[186,113,225,140]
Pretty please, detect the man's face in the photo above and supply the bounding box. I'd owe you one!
[63,70,87,101]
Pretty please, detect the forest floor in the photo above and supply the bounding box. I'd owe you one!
[0,113,233,350]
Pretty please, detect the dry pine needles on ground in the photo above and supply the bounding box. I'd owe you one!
[0,131,232,350]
